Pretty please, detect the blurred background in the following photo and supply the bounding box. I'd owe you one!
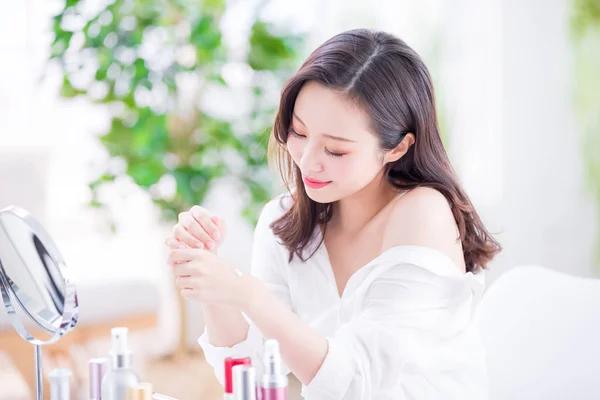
[0,0,599,399]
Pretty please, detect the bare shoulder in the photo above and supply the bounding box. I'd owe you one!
[382,187,466,272]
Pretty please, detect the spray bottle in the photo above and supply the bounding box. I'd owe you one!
[101,327,140,400]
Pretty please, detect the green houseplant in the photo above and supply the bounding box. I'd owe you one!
[571,0,600,266]
[49,0,305,353]
[50,0,304,227]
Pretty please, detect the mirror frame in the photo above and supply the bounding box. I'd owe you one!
[0,206,78,345]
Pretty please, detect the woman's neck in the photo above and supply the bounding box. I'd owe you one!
[330,173,398,235]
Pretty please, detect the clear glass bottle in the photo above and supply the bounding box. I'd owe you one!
[49,368,72,400]
[101,327,140,400]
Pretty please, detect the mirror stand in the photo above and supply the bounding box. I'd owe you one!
[35,344,43,400]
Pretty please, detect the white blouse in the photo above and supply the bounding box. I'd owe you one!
[198,195,489,399]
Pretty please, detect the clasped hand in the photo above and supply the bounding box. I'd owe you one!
[164,206,252,308]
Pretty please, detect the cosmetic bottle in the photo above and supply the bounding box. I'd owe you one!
[233,365,256,400]
[101,327,140,400]
[224,357,251,400]
[260,340,287,400]
[49,368,72,400]
[126,383,153,400]
[89,358,109,400]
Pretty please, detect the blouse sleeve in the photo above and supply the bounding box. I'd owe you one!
[301,250,488,400]
[198,196,293,384]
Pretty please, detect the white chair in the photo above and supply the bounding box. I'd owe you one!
[476,265,600,400]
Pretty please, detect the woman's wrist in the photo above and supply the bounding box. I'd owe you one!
[237,274,270,315]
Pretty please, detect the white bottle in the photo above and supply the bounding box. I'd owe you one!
[233,365,256,400]
[49,368,72,400]
[101,327,140,400]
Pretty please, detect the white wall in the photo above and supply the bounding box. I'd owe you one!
[440,0,597,283]
[495,0,597,281]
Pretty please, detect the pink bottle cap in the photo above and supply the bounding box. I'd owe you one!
[224,357,251,394]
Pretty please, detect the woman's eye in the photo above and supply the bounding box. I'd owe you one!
[325,148,345,158]
[288,128,345,158]
[288,129,306,139]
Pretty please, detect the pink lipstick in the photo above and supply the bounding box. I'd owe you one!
[303,176,331,189]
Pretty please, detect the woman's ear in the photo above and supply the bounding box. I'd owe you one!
[384,133,415,163]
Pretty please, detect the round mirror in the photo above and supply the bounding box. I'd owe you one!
[0,206,78,344]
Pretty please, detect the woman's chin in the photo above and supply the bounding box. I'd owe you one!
[304,186,338,204]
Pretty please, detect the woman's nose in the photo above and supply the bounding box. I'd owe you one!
[299,143,324,174]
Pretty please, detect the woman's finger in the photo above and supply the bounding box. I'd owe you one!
[191,206,220,244]
[211,215,227,244]
[175,275,195,290]
[179,211,213,248]
[169,248,206,264]
[164,237,187,250]
[173,224,204,249]
[172,261,198,277]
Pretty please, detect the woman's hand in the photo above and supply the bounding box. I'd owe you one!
[164,206,226,253]
[167,248,256,307]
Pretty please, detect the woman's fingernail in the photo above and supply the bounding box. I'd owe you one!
[195,241,204,249]
[206,240,215,249]
[213,231,220,241]
[178,243,186,249]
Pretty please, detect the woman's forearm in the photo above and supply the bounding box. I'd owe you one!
[243,279,329,385]
[201,247,250,347]
[202,304,249,347]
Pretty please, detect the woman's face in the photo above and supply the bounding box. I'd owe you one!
[286,81,387,204]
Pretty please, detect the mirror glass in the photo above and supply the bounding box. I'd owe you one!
[0,206,78,344]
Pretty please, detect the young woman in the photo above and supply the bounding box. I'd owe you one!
[165,29,501,399]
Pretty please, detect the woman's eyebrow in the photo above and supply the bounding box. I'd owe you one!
[292,112,358,143]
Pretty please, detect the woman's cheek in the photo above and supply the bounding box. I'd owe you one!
[336,156,372,184]
[286,140,303,164]
[327,156,351,180]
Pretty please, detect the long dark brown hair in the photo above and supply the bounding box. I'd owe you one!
[268,29,501,273]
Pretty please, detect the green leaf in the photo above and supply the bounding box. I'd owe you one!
[97,47,113,69]
[203,0,226,14]
[127,158,165,187]
[95,65,109,81]
[172,167,210,207]
[89,199,103,208]
[60,76,85,98]
[132,111,169,156]
[572,0,600,37]
[100,118,130,155]
[191,15,222,63]
[248,21,302,71]
[89,173,117,191]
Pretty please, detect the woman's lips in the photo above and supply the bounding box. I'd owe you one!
[303,176,331,189]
